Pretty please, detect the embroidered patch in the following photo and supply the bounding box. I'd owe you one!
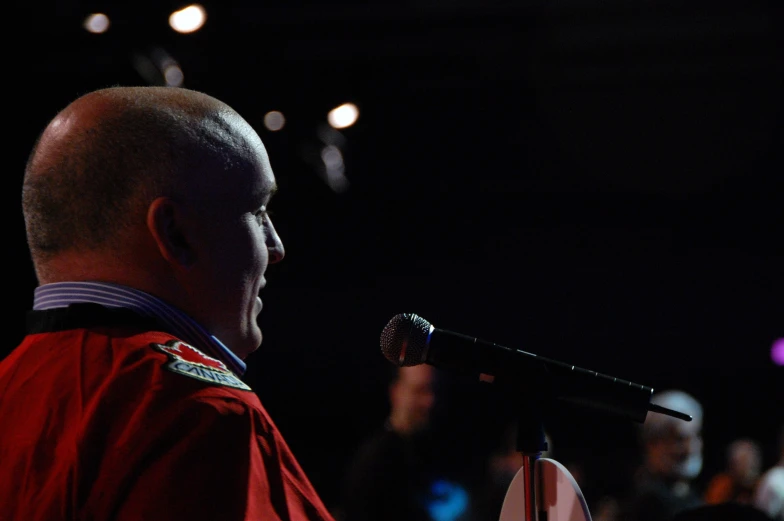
[152,340,251,391]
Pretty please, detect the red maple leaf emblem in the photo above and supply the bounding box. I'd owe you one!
[158,342,229,372]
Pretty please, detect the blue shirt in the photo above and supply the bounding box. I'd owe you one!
[33,281,246,376]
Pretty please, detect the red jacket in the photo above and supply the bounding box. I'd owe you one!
[0,305,335,521]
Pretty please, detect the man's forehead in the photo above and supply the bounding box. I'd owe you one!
[215,110,268,157]
[249,153,278,196]
[251,180,278,202]
[195,112,276,200]
[185,159,276,204]
[666,420,701,437]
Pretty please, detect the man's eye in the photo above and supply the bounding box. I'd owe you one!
[255,208,273,224]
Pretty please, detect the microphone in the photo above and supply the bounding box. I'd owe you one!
[380,313,691,424]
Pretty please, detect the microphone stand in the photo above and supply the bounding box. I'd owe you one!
[515,397,549,521]
[495,369,691,521]
[496,358,593,521]
[494,360,556,521]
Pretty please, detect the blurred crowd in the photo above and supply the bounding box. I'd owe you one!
[334,366,783,521]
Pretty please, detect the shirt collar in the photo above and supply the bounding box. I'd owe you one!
[33,281,246,376]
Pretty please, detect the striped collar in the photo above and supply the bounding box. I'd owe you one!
[33,281,246,376]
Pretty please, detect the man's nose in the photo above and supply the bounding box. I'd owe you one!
[268,241,285,264]
[267,221,285,264]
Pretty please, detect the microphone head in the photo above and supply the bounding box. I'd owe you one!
[380,313,433,366]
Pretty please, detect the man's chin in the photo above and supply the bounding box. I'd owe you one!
[242,334,263,359]
[246,338,262,358]
[226,328,262,361]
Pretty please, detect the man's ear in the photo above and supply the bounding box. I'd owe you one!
[146,196,196,267]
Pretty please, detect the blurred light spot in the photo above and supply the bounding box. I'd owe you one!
[772,338,784,366]
[169,4,206,34]
[317,124,347,148]
[163,65,184,86]
[132,53,161,85]
[133,48,184,87]
[426,479,469,521]
[327,103,359,129]
[321,145,343,169]
[264,111,286,131]
[83,13,110,34]
[320,145,349,193]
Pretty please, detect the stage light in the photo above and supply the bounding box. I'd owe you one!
[83,13,110,34]
[327,103,359,129]
[772,338,784,366]
[169,4,206,34]
[264,111,285,131]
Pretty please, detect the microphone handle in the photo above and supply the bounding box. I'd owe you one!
[426,328,654,423]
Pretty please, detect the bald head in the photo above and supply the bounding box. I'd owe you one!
[23,86,262,282]
[21,85,286,357]
[641,390,704,481]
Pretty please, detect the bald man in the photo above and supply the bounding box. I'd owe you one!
[622,390,705,521]
[0,87,334,521]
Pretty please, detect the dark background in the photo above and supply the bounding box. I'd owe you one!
[9,0,784,514]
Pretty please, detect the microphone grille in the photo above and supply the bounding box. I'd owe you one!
[380,313,432,367]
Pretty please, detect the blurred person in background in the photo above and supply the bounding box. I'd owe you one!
[340,364,475,521]
[620,389,705,521]
[703,437,763,505]
[754,424,784,520]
